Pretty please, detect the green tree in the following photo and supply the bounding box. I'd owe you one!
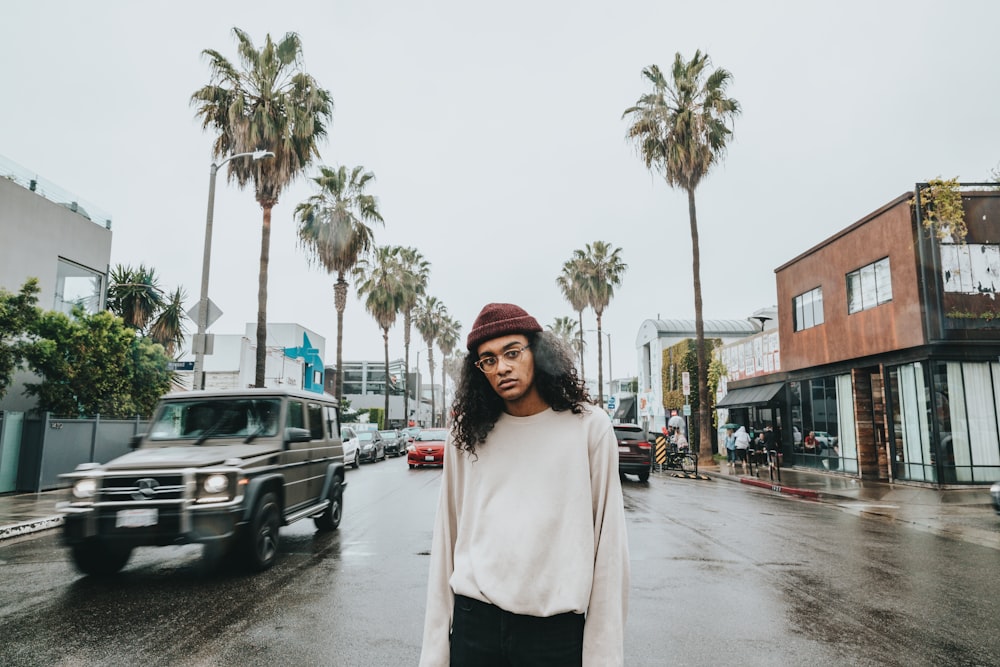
[147,287,189,358]
[437,314,461,427]
[0,278,40,400]
[556,257,590,377]
[192,27,334,387]
[296,164,383,401]
[354,246,405,421]
[623,51,740,458]
[107,264,164,332]
[24,309,170,417]
[570,241,627,406]
[395,247,430,425]
[548,316,586,362]
[414,295,448,427]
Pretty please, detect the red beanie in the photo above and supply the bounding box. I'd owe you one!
[466,303,542,352]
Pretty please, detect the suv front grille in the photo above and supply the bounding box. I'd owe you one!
[98,474,188,503]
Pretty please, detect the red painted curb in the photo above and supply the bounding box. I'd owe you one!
[739,476,820,500]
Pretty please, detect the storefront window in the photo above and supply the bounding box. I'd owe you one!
[787,374,856,472]
[932,361,1000,483]
[888,363,935,482]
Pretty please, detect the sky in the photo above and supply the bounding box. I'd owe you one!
[2,1,998,386]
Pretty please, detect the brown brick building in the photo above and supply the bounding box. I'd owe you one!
[718,185,1000,486]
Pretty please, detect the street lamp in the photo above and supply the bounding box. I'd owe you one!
[192,150,274,390]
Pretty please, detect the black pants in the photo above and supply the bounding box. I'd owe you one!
[450,594,584,667]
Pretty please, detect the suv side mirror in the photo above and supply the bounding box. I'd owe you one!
[285,427,312,444]
[129,433,145,449]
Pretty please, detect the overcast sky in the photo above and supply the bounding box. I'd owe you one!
[3,1,998,383]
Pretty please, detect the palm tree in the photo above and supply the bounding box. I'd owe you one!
[295,165,383,401]
[573,242,627,406]
[192,27,333,387]
[623,51,740,458]
[548,316,585,364]
[414,296,447,427]
[556,257,590,378]
[437,314,461,427]
[148,287,189,357]
[353,246,405,423]
[394,247,430,425]
[107,264,164,332]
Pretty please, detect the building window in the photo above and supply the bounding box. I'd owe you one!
[846,257,892,314]
[793,287,824,332]
[54,258,104,315]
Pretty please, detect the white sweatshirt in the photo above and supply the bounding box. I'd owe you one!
[419,406,629,667]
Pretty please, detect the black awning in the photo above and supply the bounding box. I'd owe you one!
[613,396,636,422]
[716,382,784,408]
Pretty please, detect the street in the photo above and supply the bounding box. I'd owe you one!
[2,458,999,666]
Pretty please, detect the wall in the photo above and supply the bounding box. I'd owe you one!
[776,194,925,372]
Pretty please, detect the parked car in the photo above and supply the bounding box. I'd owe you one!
[408,428,448,468]
[357,430,386,463]
[379,429,407,457]
[813,431,838,449]
[991,481,1000,515]
[58,388,348,575]
[341,427,360,469]
[614,424,652,482]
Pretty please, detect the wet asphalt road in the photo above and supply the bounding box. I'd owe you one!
[1,458,999,666]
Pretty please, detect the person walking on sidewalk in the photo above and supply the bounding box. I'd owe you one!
[419,302,630,667]
[724,427,737,469]
[734,425,751,472]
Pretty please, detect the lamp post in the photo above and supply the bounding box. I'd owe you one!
[192,150,274,391]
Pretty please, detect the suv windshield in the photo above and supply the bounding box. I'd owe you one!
[148,398,281,442]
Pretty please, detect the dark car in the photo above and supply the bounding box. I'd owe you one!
[615,424,652,482]
[408,428,448,468]
[58,388,347,575]
[357,430,386,463]
[379,429,407,457]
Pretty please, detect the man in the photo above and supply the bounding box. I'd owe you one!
[419,303,629,667]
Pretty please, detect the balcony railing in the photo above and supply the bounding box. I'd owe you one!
[0,153,112,229]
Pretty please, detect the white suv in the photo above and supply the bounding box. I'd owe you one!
[341,427,360,469]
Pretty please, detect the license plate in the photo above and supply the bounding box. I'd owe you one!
[116,508,158,528]
[618,446,630,453]
[425,455,436,461]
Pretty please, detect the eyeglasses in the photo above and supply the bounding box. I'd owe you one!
[474,345,531,374]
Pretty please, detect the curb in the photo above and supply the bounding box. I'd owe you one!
[0,515,64,543]
[738,476,821,500]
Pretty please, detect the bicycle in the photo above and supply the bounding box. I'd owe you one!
[659,447,698,475]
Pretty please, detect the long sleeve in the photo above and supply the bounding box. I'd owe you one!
[419,440,458,667]
[582,422,630,666]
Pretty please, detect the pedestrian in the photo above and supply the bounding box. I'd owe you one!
[734,425,751,471]
[673,426,689,452]
[724,427,736,468]
[803,430,818,455]
[419,303,629,667]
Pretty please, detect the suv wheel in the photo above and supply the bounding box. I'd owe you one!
[70,540,132,576]
[638,469,650,482]
[352,451,360,469]
[314,479,344,531]
[241,491,281,571]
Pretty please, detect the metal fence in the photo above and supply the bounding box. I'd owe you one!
[0,412,148,492]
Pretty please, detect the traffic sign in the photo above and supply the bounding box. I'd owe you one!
[186,298,223,329]
[167,361,195,371]
[682,371,690,396]
[608,396,616,410]
[683,404,691,416]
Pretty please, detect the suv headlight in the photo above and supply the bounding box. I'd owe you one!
[203,474,229,495]
[72,478,98,499]
[196,472,236,503]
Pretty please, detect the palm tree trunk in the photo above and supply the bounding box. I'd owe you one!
[687,187,711,462]
[577,310,585,380]
[334,274,348,401]
[254,205,273,388]
[383,327,390,428]
[596,312,604,407]
[427,345,436,427]
[403,311,411,426]
[441,355,447,427]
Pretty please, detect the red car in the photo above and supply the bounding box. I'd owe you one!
[408,428,448,468]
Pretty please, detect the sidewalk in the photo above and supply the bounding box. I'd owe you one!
[1,467,997,547]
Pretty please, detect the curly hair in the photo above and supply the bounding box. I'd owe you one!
[450,330,592,455]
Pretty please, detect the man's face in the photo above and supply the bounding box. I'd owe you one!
[476,334,535,403]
